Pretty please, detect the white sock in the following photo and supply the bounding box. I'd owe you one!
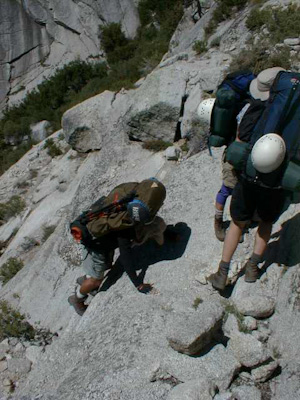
[76,287,86,299]
[215,209,223,220]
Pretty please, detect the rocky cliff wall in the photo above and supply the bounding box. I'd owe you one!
[0,0,140,113]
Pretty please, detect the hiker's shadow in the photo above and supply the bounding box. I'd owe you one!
[262,212,300,272]
[100,223,191,292]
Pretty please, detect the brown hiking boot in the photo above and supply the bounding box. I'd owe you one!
[68,294,88,316]
[76,275,87,286]
[214,217,226,242]
[208,266,228,291]
[244,261,259,283]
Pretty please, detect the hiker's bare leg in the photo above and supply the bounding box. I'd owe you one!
[253,220,272,256]
[80,277,103,295]
[215,202,224,211]
[221,220,247,263]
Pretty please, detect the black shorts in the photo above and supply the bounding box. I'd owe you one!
[230,180,285,223]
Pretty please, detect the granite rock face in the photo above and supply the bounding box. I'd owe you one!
[0,1,300,399]
[0,0,140,113]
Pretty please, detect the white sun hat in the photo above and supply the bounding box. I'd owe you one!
[249,67,285,101]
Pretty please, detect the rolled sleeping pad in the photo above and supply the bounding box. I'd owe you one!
[209,135,227,147]
[225,141,250,170]
[210,88,237,146]
[216,87,237,108]
[281,160,300,191]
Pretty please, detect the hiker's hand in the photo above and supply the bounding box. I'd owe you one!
[137,283,153,294]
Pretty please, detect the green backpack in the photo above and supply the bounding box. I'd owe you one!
[70,178,166,242]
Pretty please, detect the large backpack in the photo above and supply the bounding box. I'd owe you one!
[70,178,166,243]
[226,71,300,192]
[209,70,256,147]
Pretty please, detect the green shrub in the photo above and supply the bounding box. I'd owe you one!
[193,40,208,55]
[100,23,129,53]
[0,300,35,341]
[0,142,32,176]
[30,169,38,179]
[0,258,24,285]
[229,45,291,74]
[205,0,247,38]
[21,237,40,252]
[193,297,203,309]
[0,196,26,222]
[138,0,183,34]
[42,225,56,242]
[246,7,272,31]
[180,142,189,152]
[142,139,172,152]
[43,138,62,157]
[246,5,300,44]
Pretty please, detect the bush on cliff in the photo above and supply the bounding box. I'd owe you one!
[0,258,24,285]
[0,195,26,222]
[0,300,35,341]
[205,0,248,36]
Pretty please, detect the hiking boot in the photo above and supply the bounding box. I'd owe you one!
[214,217,226,242]
[208,265,228,291]
[68,294,88,316]
[244,261,259,283]
[76,275,87,286]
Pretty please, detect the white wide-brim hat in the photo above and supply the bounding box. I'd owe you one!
[249,67,285,101]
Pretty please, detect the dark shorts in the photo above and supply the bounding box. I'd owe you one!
[230,180,285,223]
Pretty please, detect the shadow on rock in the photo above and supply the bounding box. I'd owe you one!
[100,222,191,292]
[263,212,300,270]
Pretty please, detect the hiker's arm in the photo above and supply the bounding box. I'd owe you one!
[117,237,141,288]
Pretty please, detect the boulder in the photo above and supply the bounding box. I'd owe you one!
[7,358,31,374]
[25,346,43,364]
[198,344,241,391]
[227,332,272,368]
[0,360,7,372]
[166,378,217,400]
[62,90,117,152]
[267,267,300,399]
[270,361,300,400]
[165,146,182,161]
[123,65,188,142]
[284,38,300,46]
[167,300,224,355]
[251,360,279,383]
[231,276,277,318]
[223,314,240,338]
[231,385,262,400]
[243,316,258,331]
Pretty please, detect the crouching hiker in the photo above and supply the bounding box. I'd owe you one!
[68,178,167,316]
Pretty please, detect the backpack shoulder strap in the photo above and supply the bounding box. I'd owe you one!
[222,79,249,98]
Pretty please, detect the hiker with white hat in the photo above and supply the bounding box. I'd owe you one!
[209,66,287,291]
[249,67,285,101]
